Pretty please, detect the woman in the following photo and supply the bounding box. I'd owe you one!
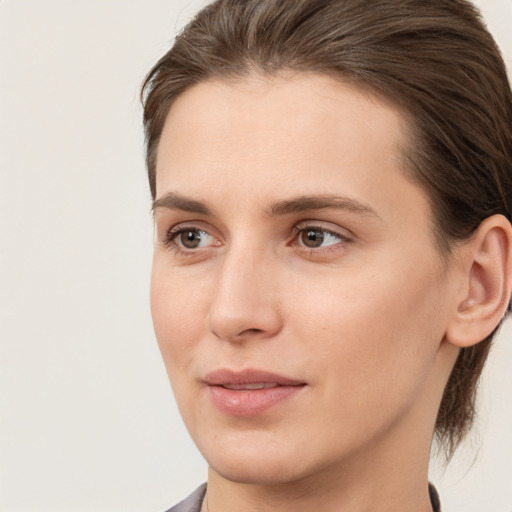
[141,1,512,510]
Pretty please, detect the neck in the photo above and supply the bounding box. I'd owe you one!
[205,430,434,512]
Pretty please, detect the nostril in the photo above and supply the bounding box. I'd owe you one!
[243,328,264,335]
[210,327,265,342]
[230,328,266,340]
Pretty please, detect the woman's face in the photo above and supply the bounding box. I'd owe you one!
[151,74,460,485]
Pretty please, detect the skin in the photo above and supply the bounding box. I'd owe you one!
[150,73,470,512]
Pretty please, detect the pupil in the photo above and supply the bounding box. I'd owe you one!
[181,230,200,248]
[303,230,324,247]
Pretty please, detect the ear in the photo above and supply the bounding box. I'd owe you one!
[446,214,512,348]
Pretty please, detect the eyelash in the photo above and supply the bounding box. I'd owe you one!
[292,224,351,251]
[162,223,352,256]
[162,225,215,255]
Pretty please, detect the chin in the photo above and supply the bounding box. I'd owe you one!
[209,456,310,486]
[198,428,344,487]
[196,432,307,484]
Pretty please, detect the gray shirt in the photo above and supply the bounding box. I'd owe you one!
[164,484,206,512]
[164,482,441,512]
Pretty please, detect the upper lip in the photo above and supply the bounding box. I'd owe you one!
[203,368,306,387]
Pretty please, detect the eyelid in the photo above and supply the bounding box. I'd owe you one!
[293,220,354,241]
[289,221,355,256]
[157,218,212,241]
[166,224,215,243]
[160,221,223,257]
[168,227,212,247]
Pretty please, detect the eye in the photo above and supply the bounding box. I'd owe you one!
[166,227,217,250]
[296,227,345,249]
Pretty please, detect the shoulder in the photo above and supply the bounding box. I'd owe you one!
[163,484,207,512]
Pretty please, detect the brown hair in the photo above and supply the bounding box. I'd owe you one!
[141,0,512,458]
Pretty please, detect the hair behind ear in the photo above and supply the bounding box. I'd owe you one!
[436,214,512,460]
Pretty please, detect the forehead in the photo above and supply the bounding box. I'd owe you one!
[156,73,408,186]
[154,74,435,239]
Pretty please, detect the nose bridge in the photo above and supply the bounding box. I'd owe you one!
[206,237,281,342]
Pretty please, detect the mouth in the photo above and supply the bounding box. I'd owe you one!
[203,369,307,416]
[220,382,280,390]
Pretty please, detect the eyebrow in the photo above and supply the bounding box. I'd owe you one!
[266,194,381,218]
[152,191,380,219]
[152,192,212,215]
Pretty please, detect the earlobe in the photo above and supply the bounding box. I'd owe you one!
[446,214,512,348]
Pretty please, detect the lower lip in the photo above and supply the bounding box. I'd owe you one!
[208,385,305,416]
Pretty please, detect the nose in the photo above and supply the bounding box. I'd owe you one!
[205,244,283,343]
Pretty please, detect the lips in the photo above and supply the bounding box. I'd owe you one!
[203,369,306,416]
[221,382,279,390]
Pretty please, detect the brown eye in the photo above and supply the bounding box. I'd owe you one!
[296,227,344,249]
[179,230,203,248]
[169,228,214,249]
[300,229,325,248]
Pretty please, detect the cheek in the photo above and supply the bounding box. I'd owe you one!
[150,259,211,374]
[289,261,446,404]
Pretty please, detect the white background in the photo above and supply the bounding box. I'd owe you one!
[0,1,511,511]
